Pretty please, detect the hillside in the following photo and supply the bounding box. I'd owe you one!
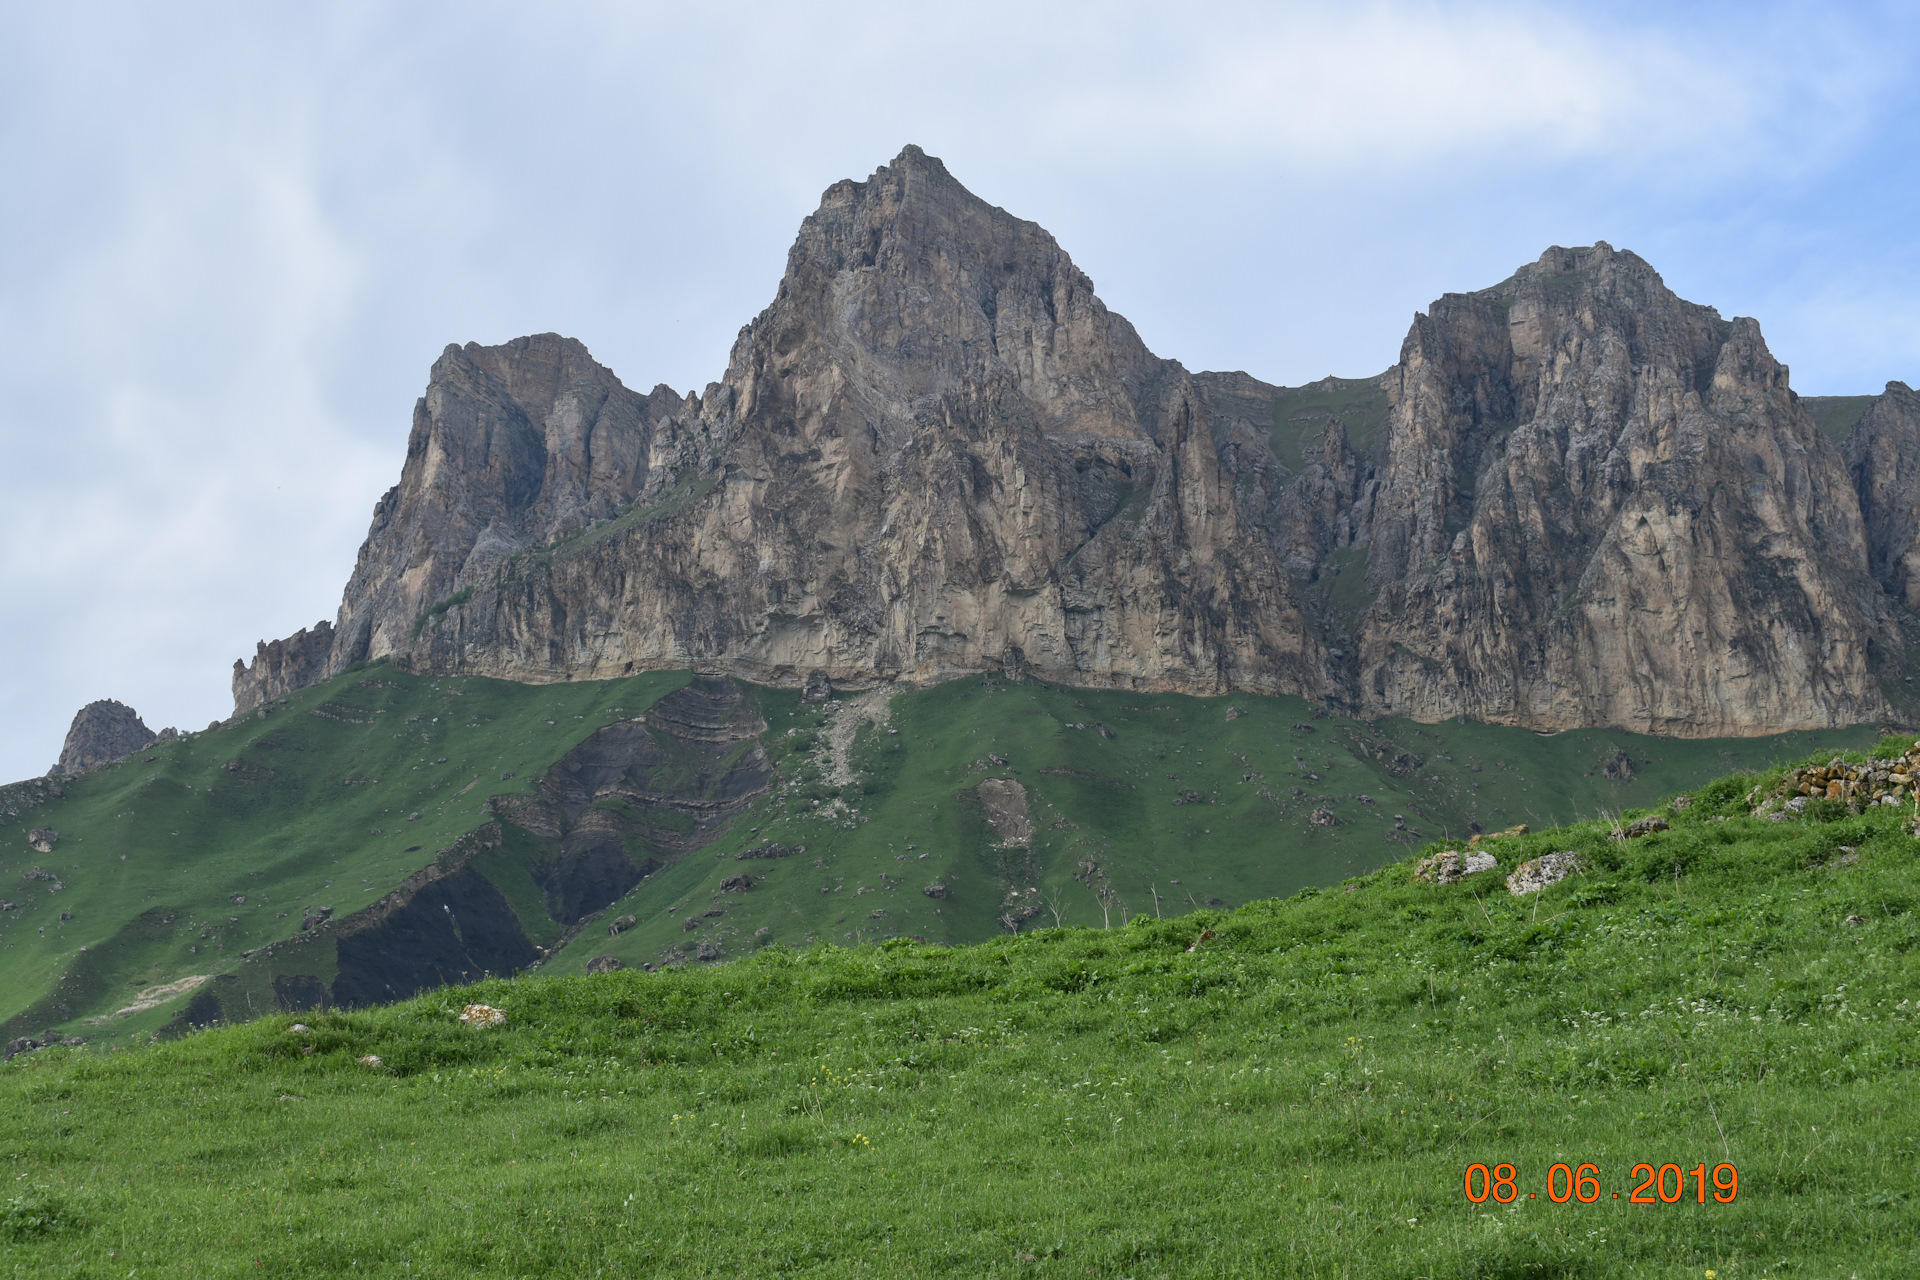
[2,745,1914,1276]
[0,664,1880,1045]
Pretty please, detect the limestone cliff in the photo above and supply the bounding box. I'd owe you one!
[1349,245,1891,735]
[326,333,700,671]
[232,148,1920,736]
[232,621,333,714]
[1846,382,1920,608]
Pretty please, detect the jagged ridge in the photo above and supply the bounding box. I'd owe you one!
[234,148,1920,737]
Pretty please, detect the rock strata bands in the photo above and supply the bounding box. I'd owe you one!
[236,146,1919,737]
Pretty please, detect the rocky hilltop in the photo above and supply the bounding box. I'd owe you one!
[235,146,1920,736]
[51,700,172,776]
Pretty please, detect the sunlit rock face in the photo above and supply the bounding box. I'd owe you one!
[238,149,1920,736]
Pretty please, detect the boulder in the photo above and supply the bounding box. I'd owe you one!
[1413,849,1498,884]
[1507,852,1581,896]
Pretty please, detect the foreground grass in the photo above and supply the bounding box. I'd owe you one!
[4,760,1918,1277]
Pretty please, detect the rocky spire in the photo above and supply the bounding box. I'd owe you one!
[53,699,159,776]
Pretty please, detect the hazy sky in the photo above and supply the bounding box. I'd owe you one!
[3,1,1917,781]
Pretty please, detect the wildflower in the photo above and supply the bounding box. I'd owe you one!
[357,1055,382,1068]
[458,1004,507,1027]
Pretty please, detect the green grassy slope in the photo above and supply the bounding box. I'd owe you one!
[1800,394,1878,443]
[0,668,692,1046]
[2,747,1914,1277]
[573,675,1875,974]
[1267,375,1393,473]
[1,667,1879,1044]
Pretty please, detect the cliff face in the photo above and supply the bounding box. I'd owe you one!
[233,148,1920,736]
[232,621,334,714]
[1846,382,1920,608]
[271,145,1329,701]
[1350,246,1891,735]
[327,333,701,672]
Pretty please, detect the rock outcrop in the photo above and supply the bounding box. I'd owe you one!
[233,621,334,714]
[1845,382,1920,608]
[1349,245,1890,735]
[233,146,1920,737]
[53,699,157,776]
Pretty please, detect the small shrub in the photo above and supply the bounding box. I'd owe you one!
[1,1187,81,1242]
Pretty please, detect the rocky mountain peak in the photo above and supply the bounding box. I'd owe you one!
[53,699,160,776]
[737,143,1160,445]
[229,147,1920,737]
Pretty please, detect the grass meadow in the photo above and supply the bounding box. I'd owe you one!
[5,750,1916,1277]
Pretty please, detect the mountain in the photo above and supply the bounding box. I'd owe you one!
[234,145,1920,736]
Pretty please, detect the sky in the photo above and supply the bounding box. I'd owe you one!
[3,0,1918,782]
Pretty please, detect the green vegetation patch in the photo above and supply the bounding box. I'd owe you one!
[0,664,692,1045]
[566,675,1877,975]
[3,747,1915,1276]
[541,468,721,562]
[1801,394,1879,444]
[1269,374,1393,473]
[411,586,475,638]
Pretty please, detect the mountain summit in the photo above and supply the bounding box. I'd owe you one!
[236,147,1918,736]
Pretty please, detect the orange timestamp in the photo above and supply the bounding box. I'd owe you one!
[1464,1162,1739,1204]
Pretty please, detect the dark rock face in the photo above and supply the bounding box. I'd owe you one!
[488,675,771,923]
[231,334,699,693]
[328,825,541,1008]
[53,700,157,775]
[1846,382,1920,608]
[271,973,330,1013]
[234,147,1920,736]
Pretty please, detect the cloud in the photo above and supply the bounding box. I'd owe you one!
[0,0,1914,780]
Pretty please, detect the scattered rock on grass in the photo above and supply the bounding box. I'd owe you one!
[27,829,57,853]
[1751,746,1920,816]
[1412,850,1499,885]
[585,955,625,974]
[1506,852,1581,896]
[1611,816,1670,839]
[607,914,637,936]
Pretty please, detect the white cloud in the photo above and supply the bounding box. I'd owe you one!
[0,0,1914,780]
